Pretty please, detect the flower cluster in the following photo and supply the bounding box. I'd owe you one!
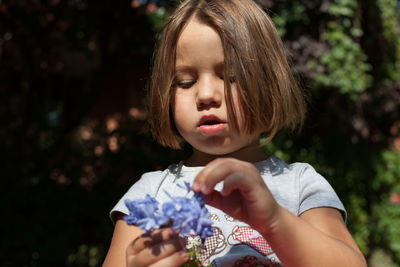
[124,182,214,241]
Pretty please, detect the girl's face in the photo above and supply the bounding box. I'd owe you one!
[173,18,265,165]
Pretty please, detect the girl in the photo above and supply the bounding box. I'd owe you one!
[103,0,367,266]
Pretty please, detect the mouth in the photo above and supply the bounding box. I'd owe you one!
[198,115,226,135]
[198,115,224,126]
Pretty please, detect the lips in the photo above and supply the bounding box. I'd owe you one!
[198,115,226,135]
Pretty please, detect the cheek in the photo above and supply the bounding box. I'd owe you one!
[172,92,183,119]
[172,91,192,130]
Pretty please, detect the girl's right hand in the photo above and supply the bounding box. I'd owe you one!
[126,228,189,267]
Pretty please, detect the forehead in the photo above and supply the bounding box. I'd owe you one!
[175,18,224,67]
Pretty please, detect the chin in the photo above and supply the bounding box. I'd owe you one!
[196,145,241,157]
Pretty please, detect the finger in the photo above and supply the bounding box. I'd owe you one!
[206,189,243,218]
[149,249,189,267]
[191,158,228,193]
[221,171,266,200]
[128,228,177,255]
[205,189,223,208]
[193,158,244,194]
[220,171,248,196]
[127,237,183,267]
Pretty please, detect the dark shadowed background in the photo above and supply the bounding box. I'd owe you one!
[1,0,399,266]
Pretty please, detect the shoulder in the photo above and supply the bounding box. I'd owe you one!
[136,169,168,183]
[260,156,345,218]
[283,160,346,220]
[110,162,182,223]
[134,162,182,185]
[262,156,322,179]
[141,162,181,178]
[257,156,316,179]
[266,156,336,197]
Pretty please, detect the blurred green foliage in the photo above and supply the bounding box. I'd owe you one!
[265,0,400,265]
[317,0,372,97]
[0,0,399,266]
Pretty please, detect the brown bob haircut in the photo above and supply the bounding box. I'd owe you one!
[148,0,306,149]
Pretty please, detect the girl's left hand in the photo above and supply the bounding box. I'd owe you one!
[191,157,281,235]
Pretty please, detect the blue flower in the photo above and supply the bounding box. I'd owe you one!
[162,201,177,217]
[197,207,214,240]
[194,191,206,207]
[124,194,169,232]
[177,181,191,192]
[124,182,214,242]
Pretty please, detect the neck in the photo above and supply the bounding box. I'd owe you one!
[184,141,269,167]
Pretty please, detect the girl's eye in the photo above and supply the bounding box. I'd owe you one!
[176,80,196,89]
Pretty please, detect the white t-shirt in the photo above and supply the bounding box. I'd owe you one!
[110,156,345,266]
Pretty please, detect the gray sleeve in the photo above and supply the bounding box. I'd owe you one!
[298,164,347,221]
[109,170,164,224]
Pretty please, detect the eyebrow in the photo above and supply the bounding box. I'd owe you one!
[174,65,194,73]
[175,62,225,73]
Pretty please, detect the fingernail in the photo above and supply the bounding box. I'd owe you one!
[201,185,209,194]
[191,182,200,191]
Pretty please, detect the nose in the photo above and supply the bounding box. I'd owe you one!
[196,76,223,110]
